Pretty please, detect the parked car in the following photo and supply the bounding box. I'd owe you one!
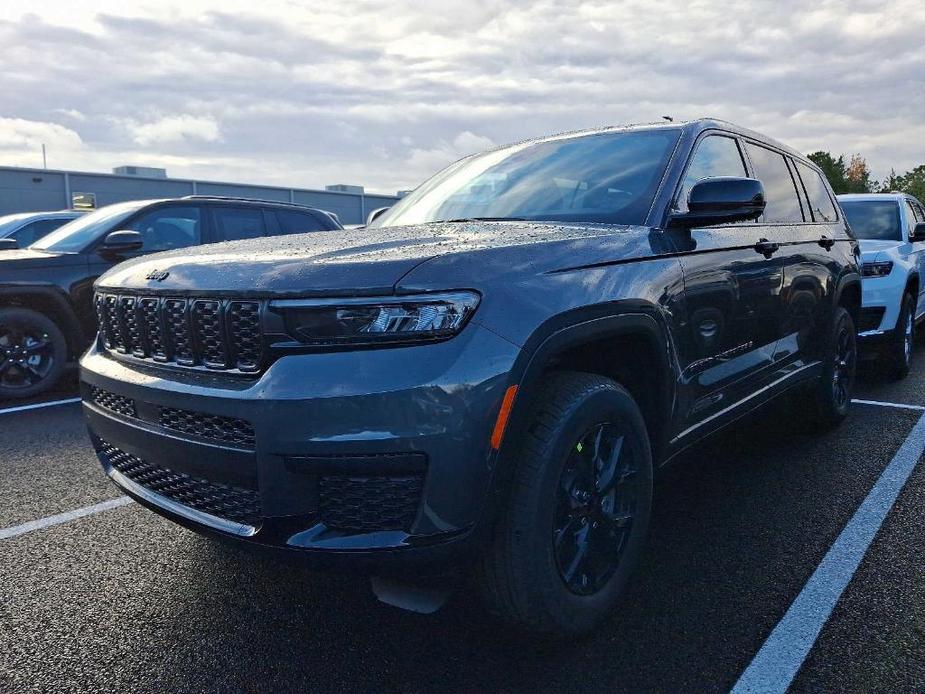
[0,210,86,249]
[0,196,342,398]
[837,193,925,379]
[80,119,860,634]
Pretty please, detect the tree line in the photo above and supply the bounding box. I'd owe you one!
[808,151,925,201]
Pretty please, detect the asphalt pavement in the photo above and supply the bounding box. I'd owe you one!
[1,359,924,693]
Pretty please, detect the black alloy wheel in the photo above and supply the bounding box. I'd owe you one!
[831,316,856,410]
[554,422,639,595]
[0,308,67,399]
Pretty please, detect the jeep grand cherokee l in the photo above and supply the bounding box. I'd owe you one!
[838,192,925,379]
[80,119,860,634]
[0,196,340,399]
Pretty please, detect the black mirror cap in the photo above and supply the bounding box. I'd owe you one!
[671,177,766,228]
[912,222,925,242]
[366,206,391,227]
[100,229,144,253]
[0,237,18,251]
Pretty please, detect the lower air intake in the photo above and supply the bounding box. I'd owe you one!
[318,475,423,532]
[97,440,262,527]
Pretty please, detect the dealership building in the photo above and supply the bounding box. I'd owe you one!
[0,165,400,225]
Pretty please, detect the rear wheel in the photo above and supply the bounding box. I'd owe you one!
[886,293,914,381]
[807,306,856,428]
[477,372,653,634]
[0,307,67,400]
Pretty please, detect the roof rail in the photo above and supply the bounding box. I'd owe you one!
[180,195,321,210]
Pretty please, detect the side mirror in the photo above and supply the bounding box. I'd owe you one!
[912,222,925,243]
[100,230,144,255]
[670,177,766,228]
[0,238,18,251]
[366,207,391,226]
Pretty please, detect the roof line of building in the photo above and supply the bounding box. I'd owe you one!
[0,164,398,199]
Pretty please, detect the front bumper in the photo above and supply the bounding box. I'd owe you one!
[859,274,903,337]
[80,323,520,570]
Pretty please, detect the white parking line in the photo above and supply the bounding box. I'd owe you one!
[0,397,82,416]
[851,398,925,411]
[733,408,925,693]
[0,497,132,541]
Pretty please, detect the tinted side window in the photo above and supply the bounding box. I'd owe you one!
[10,218,69,246]
[796,162,838,222]
[904,200,919,235]
[127,206,201,252]
[677,135,747,211]
[213,207,267,241]
[275,210,327,235]
[914,201,925,223]
[743,143,804,223]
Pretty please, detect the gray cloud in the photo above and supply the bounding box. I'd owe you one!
[1,0,924,193]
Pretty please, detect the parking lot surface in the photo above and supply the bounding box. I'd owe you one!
[2,360,925,693]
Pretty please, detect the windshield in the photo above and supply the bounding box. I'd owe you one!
[0,213,33,236]
[373,128,681,228]
[840,200,902,241]
[31,201,151,252]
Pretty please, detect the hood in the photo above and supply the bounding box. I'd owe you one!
[0,247,83,269]
[96,221,661,296]
[858,239,901,263]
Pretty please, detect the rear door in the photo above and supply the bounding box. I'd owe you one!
[273,208,335,235]
[209,206,269,242]
[670,132,785,430]
[767,154,840,370]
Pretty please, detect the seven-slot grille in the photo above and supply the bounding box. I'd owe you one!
[95,293,263,372]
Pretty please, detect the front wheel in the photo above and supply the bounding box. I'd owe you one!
[807,306,857,428]
[886,293,914,381]
[477,372,653,635]
[0,307,67,400]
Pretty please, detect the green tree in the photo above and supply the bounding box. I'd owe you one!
[807,151,850,193]
[882,165,925,201]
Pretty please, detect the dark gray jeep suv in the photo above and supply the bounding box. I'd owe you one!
[80,119,860,634]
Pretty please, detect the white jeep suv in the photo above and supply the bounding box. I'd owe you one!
[838,192,925,379]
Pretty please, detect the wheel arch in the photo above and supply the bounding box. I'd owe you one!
[834,272,862,326]
[499,307,677,469]
[0,286,85,357]
[905,272,919,307]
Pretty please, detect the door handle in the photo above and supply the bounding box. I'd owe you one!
[754,239,780,258]
[818,236,836,250]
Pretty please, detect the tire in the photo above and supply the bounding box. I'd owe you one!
[0,307,67,400]
[477,371,654,635]
[807,306,857,429]
[886,293,915,381]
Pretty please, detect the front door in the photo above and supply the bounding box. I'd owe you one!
[903,198,925,319]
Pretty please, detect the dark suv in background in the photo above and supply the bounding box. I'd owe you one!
[80,119,860,634]
[0,196,341,398]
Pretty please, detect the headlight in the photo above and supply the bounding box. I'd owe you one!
[862,261,893,277]
[270,291,480,346]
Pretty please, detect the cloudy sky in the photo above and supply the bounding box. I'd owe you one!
[2,0,924,194]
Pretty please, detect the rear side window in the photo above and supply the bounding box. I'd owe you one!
[275,210,328,235]
[677,135,747,212]
[743,143,804,223]
[796,162,838,222]
[213,207,267,241]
